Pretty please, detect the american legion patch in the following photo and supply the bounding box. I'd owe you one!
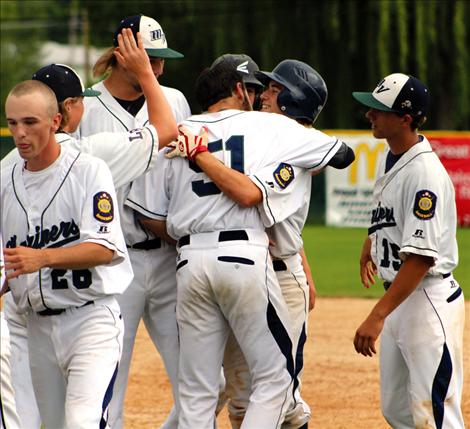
[94,192,114,223]
[273,163,294,189]
[413,190,437,220]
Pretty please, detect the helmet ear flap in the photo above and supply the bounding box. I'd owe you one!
[270,60,328,124]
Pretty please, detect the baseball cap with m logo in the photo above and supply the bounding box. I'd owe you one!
[113,15,184,59]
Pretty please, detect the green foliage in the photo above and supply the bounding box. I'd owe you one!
[0,1,45,126]
[303,226,470,299]
[0,0,469,129]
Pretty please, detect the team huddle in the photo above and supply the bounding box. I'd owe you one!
[0,13,465,429]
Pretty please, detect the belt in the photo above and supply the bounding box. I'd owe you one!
[37,300,94,316]
[383,272,451,291]
[178,230,249,248]
[272,260,288,272]
[126,238,161,250]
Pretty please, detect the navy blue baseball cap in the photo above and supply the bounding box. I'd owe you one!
[32,64,100,102]
[113,15,184,59]
[353,73,430,116]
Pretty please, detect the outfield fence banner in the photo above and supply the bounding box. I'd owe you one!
[326,131,470,228]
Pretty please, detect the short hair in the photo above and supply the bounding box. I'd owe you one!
[397,112,427,131]
[8,80,59,117]
[194,63,244,111]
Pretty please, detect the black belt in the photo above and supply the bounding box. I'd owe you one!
[126,238,161,250]
[37,300,94,316]
[272,260,288,272]
[383,272,451,291]
[178,230,249,247]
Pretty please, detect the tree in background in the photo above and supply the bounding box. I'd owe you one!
[1,0,469,130]
[0,1,46,125]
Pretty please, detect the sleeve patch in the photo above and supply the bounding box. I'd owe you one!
[94,192,114,223]
[413,190,437,220]
[273,163,294,189]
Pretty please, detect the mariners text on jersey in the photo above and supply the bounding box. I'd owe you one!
[6,220,80,250]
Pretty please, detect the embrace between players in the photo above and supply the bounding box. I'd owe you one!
[0,12,465,429]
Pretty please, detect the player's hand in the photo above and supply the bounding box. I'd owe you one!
[359,238,377,288]
[308,280,316,311]
[353,312,384,357]
[114,29,151,78]
[3,247,47,280]
[165,125,209,160]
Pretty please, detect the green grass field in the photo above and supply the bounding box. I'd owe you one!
[303,226,470,299]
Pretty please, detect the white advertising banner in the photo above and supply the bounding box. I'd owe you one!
[326,132,387,227]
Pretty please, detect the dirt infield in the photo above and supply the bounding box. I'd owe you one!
[125,297,470,428]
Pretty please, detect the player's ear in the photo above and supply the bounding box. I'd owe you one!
[401,113,413,127]
[234,82,245,99]
[52,112,62,132]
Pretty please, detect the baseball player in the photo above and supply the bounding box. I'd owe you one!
[125,63,348,428]
[352,73,465,428]
[211,54,264,109]
[77,15,190,429]
[0,28,178,429]
[1,235,21,429]
[171,59,354,429]
[1,80,132,428]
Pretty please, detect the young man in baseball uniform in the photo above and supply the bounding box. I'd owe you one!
[352,73,465,428]
[172,59,354,429]
[0,28,178,429]
[125,63,349,428]
[77,15,190,429]
[1,80,132,428]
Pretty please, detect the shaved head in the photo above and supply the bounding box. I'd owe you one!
[8,80,59,117]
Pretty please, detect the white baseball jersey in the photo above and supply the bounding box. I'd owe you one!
[1,126,159,190]
[251,163,312,258]
[368,135,464,428]
[368,136,458,282]
[77,80,191,429]
[1,146,133,313]
[78,80,191,245]
[126,109,342,239]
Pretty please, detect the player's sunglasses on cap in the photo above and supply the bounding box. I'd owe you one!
[32,64,101,103]
[352,73,430,116]
[113,14,184,59]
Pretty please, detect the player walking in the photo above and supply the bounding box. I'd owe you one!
[0,28,177,429]
[353,73,465,428]
[125,63,348,428]
[77,15,190,429]
[1,79,132,428]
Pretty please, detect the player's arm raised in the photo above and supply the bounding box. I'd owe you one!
[3,243,114,281]
[115,28,178,148]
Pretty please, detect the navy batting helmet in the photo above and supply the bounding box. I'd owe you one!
[256,60,327,124]
[211,54,263,89]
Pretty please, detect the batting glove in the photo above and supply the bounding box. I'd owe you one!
[165,125,208,160]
